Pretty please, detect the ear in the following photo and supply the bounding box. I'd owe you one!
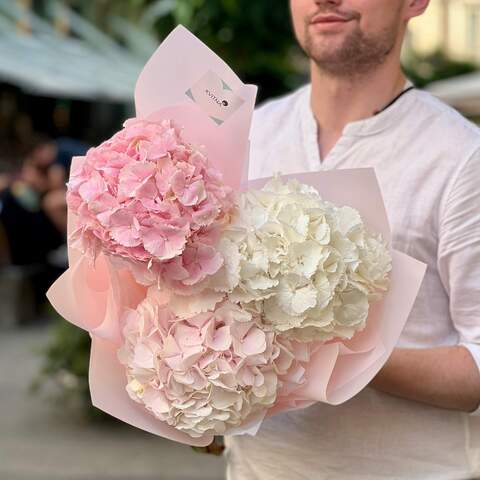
[405,0,430,19]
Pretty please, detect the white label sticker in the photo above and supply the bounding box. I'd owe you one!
[185,70,245,125]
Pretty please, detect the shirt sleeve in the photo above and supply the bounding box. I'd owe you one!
[436,147,480,416]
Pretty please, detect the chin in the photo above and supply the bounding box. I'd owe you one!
[305,39,344,59]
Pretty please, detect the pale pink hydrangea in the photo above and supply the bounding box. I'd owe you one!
[117,287,310,438]
[67,117,235,288]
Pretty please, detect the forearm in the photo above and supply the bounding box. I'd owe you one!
[370,345,480,412]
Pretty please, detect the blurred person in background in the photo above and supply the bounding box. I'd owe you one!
[0,134,65,265]
[224,0,480,479]
[0,133,82,316]
[0,133,89,264]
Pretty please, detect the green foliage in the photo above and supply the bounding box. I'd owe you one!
[151,0,307,101]
[65,1,480,100]
[403,49,477,88]
[68,0,306,102]
[31,315,107,421]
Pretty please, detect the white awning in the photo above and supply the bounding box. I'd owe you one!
[426,71,480,116]
[0,0,159,102]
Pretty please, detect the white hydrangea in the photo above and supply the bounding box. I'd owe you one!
[211,177,392,343]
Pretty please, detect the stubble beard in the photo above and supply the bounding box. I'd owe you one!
[303,22,399,78]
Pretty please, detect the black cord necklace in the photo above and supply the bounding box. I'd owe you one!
[373,85,416,115]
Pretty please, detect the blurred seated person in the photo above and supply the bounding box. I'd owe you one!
[0,135,70,315]
[0,134,66,266]
[0,134,89,258]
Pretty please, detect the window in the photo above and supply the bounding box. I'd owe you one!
[466,4,480,56]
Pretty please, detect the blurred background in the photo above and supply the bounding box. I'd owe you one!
[0,1,479,479]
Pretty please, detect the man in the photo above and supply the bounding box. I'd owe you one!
[223,0,480,478]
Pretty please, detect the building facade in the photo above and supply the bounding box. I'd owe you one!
[406,0,480,64]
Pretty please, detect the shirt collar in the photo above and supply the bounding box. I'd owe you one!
[301,78,415,138]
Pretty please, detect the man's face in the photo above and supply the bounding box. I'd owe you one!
[290,0,408,77]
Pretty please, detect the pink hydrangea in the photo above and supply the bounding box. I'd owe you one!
[117,287,310,438]
[67,117,235,288]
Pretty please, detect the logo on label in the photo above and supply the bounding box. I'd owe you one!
[205,89,229,107]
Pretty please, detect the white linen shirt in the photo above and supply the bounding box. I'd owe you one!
[224,79,480,480]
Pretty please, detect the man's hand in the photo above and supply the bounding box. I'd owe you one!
[370,346,480,413]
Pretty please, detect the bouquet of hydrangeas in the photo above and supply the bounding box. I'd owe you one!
[47,25,426,446]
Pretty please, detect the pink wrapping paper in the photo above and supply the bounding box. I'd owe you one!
[135,25,257,191]
[47,25,427,447]
[247,170,427,411]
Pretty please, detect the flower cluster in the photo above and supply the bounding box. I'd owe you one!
[70,118,392,438]
[213,177,392,342]
[118,287,309,438]
[114,176,391,438]
[66,118,235,288]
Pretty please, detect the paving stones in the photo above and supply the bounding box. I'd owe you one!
[0,326,226,480]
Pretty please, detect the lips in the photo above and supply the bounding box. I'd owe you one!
[311,14,351,24]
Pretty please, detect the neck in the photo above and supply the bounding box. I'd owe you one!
[310,54,407,136]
